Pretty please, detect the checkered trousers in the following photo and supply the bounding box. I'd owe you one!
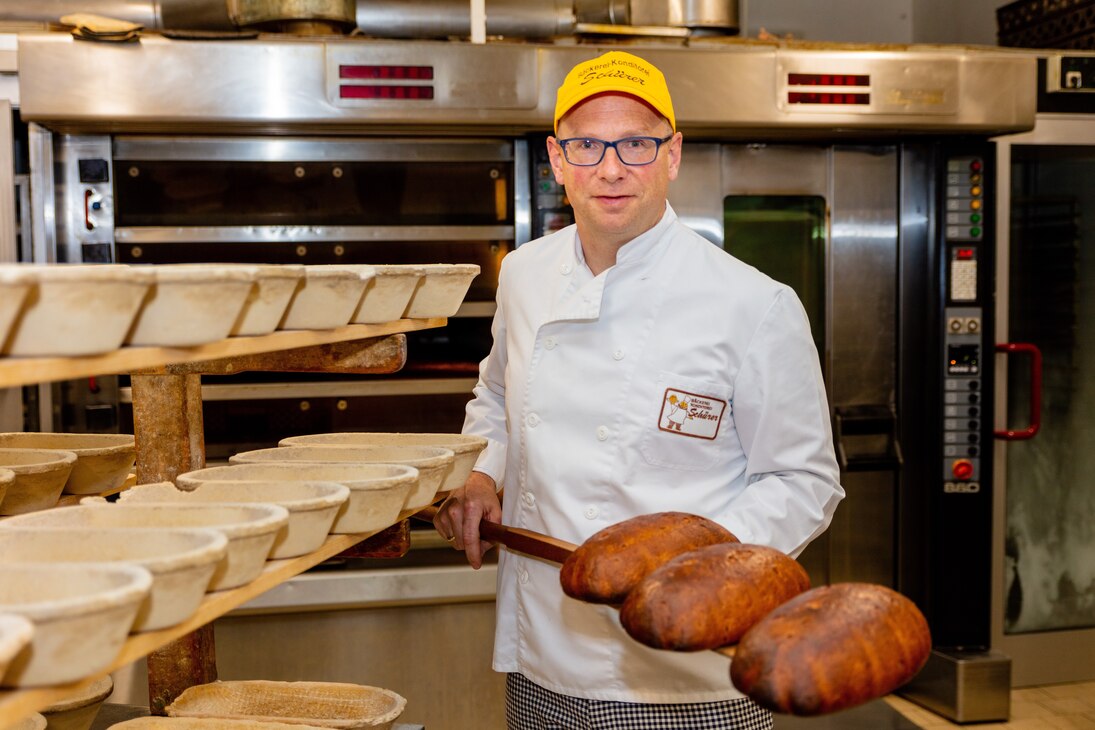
[505,672,774,730]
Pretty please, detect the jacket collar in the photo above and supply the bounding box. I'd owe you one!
[548,202,677,323]
[565,201,677,277]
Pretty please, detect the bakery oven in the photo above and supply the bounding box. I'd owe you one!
[16,29,1038,725]
[39,134,521,458]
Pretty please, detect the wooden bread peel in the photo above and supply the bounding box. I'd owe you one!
[412,504,737,659]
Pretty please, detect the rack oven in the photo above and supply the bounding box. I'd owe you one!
[46,134,523,459]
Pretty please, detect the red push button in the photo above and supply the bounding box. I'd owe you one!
[952,459,974,480]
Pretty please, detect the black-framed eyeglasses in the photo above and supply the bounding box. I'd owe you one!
[557,135,674,167]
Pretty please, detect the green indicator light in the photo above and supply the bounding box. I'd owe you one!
[970,214,981,223]
[970,227,982,237]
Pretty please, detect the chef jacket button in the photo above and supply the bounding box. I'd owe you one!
[584,505,599,520]
[544,336,557,350]
[596,426,609,441]
[613,349,625,360]
[519,569,530,584]
[527,413,540,427]
[522,492,535,507]
[560,263,572,275]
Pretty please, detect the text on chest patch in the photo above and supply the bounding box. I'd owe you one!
[657,388,727,440]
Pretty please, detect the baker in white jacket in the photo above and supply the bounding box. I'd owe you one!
[433,50,844,730]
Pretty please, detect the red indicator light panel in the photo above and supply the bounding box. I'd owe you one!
[788,92,870,105]
[956,248,976,260]
[788,73,870,86]
[340,65,434,80]
[340,85,435,100]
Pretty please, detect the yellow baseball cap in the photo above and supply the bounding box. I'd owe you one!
[554,51,676,134]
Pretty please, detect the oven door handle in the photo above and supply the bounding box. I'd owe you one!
[994,342,1042,441]
[833,404,904,473]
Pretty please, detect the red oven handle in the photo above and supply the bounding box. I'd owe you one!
[994,342,1042,441]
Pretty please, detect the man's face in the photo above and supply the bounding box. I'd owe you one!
[547,93,682,249]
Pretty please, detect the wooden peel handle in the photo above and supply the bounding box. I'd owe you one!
[413,505,578,564]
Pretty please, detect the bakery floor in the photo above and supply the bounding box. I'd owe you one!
[881,679,1095,729]
[94,681,1095,729]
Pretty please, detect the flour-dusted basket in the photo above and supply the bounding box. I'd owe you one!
[112,717,331,728]
[281,432,487,494]
[40,674,114,730]
[177,462,417,535]
[402,263,479,318]
[166,680,407,729]
[5,502,287,591]
[0,264,155,357]
[0,264,35,350]
[229,444,452,512]
[120,480,349,559]
[124,264,259,347]
[0,526,227,631]
[0,432,135,495]
[0,612,33,681]
[0,448,77,515]
[279,266,373,330]
[0,562,151,687]
[230,264,306,336]
[350,264,424,324]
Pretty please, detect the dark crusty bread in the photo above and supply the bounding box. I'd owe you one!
[620,542,810,651]
[729,582,932,716]
[559,512,738,605]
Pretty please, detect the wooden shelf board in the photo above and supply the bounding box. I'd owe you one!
[0,319,445,389]
[0,505,423,721]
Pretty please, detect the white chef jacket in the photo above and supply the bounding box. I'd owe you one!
[463,203,843,703]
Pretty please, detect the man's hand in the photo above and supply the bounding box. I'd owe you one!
[433,471,501,569]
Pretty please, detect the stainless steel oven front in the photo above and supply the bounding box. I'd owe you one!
[46,134,525,458]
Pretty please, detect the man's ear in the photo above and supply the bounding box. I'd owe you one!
[667,131,683,182]
[546,137,566,185]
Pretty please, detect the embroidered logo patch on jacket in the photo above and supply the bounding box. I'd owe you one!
[657,388,726,439]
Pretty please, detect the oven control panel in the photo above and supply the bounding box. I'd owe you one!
[943,316,983,491]
[57,135,115,263]
[941,155,986,492]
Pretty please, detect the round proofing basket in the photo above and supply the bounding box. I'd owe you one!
[41,673,114,730]
[280,432,487,492]
[177,463,418,534]
[120,480,349,558]
[3,503,288,591]
[0,448,77,515]
[0,562,152,687]
[229,445,452,511]
[0,432,135,495]
[0,526,228,631]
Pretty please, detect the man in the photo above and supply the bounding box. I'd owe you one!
[434,50,844,729]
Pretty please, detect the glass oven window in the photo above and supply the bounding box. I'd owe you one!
[1004,144,1095,635]
[723,196,827,357]
[114,160,513,227]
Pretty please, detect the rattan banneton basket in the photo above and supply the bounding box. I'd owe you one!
[112,718,331,729]
[165,680,407,730]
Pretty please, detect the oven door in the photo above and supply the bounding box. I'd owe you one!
[55,134,526,456]
[993,114,1095,686]
[670,142,902,590]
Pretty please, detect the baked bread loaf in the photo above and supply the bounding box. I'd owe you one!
[620,542,810,651]
[560,512,738,604]
[729,582,931,716]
